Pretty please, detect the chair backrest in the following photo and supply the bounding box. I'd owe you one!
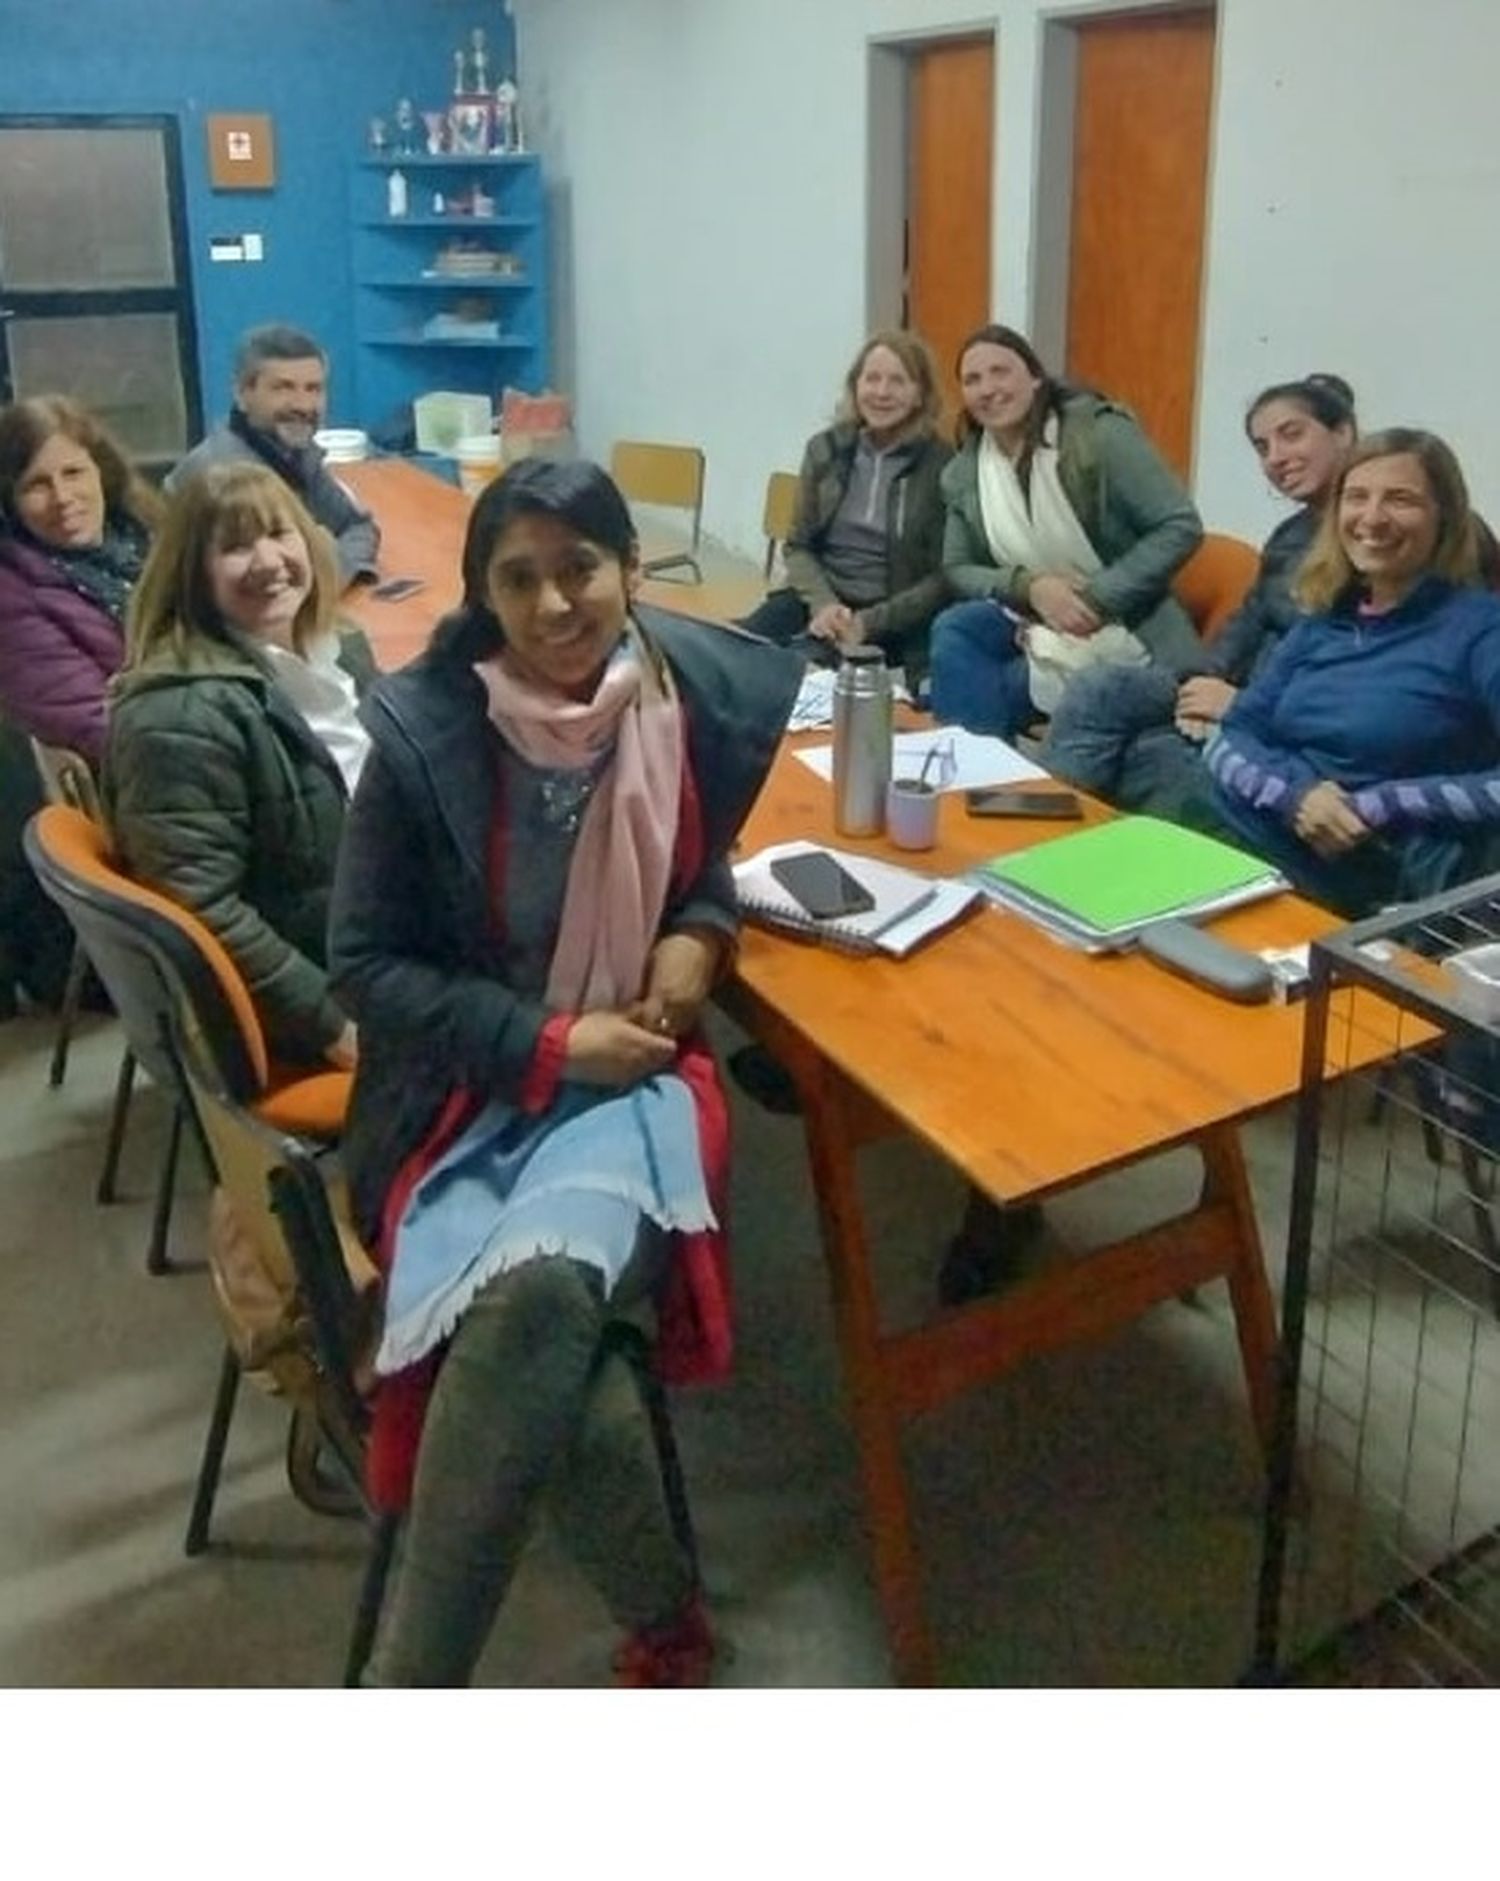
[30,739,102,821]
[610,440,706,547]
[761,470,800,581]
[184,1057,378,1433]
[1172,531,1261,643]
[24,804,269,1101]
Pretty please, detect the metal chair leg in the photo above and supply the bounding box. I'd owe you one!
[184,1342,242,1557]
[1457,1137,1500,1319]
[96,1046,136,1204]
[636,1359,700,1577]
[343,1511,400,1687]
[47,941,89,1089]
[145,1100,184,1275]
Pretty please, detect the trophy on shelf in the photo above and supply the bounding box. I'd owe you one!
[392,96,421,155]
[422,110,448,156]
[449,26,495,154]
[493,76,523,154]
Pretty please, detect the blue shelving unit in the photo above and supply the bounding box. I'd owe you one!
[351,153,549,437]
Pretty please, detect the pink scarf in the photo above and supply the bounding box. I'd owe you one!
[472,627,683,1012]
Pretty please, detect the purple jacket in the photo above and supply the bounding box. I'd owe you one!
[0,532,126,765]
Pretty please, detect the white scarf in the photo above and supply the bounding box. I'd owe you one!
[976,425,1148,713]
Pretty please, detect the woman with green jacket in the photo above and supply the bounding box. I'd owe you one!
[742,329,952,685]
[103,462,374,1069]
[929,324,1202,738]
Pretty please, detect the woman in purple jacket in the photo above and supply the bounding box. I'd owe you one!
[0,395,162,765]
[0,396,160,1012]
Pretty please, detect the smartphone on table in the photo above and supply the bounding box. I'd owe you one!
[965,786,1083,820]
[370,575,428,603]
[769,851,876,920]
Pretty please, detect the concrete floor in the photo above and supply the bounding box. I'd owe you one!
[1,992,1331,1688]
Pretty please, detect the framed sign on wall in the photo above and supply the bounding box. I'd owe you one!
[206,113,276,190]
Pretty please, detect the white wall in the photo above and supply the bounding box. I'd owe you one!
[514,0,1500,556]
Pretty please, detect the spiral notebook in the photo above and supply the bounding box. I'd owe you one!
[733,840,981,958]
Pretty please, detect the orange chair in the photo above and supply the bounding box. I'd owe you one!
[24,804,349,1274]
[29,738,103,1090]
[1172,531,1260,644]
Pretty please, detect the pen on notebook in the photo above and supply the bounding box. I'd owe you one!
[864,885,940,943]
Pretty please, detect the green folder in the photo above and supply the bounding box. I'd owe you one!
[976,815,1280,936]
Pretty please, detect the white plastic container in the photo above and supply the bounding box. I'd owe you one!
[387,169,408,218]
[313,427,369,463]
[414,390,493,454]
[1445,942,1500,1023]
[455,432,502,498]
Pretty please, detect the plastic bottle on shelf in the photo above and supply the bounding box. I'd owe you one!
[432,190,446,216]
[387,168,408,218]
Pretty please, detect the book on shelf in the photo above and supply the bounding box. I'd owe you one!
[733,840,981,958]
[967,814,1286,952]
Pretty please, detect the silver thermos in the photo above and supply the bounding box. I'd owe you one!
[832,646,893,836]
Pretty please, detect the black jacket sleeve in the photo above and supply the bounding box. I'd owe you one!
[328,745,547,1100]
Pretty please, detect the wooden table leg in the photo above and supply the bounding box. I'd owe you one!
[1199,1123,1278,1456]
[797,1054,937,1686]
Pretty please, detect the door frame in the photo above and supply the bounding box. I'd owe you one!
[866,24,1002,340]
[0,110,204,442]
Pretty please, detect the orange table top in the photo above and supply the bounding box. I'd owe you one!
[733,739,1393,1203]
[337,457,766,670]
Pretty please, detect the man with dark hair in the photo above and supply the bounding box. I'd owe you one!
[167,322,380,587]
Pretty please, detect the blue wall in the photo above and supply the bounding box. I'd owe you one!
[0,0,516,432]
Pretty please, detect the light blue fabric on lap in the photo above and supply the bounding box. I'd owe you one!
[376,1074,714,1375]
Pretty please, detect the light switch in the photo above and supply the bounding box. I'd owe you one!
[242,232,264,262]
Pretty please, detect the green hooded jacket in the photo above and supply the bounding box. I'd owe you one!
[940,392,1203,671]
[102,624,375,1063]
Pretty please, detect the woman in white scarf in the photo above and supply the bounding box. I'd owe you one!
[927,324,1202,741]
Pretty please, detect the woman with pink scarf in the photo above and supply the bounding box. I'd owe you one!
[329,459,800,1685]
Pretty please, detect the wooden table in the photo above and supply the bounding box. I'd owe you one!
[336,457,767,670]
[729,742,1402,1683]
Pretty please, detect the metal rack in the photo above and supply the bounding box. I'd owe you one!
[1252,874,1500,1686]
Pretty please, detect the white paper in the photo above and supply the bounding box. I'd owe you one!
[793,726,1049,793]
[786,667,911,732]
[733,840,981,959]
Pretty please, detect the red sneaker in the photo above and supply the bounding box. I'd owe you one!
[612,1593,716,1688]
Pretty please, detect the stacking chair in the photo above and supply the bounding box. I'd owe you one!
[1172,530,1260,643]
[23,804,349,1274]
[761,470,800,581]
[28,739,101,1090]
[610,440,706,581]
[173,1055,390,1679]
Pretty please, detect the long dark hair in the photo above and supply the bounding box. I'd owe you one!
[432,457,640,664]
[1244,372,1356,442]
[952,323,1071,470]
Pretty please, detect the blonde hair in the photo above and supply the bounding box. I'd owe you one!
[836,329,943,435]
[1294,427,1480,613]
[126,461,337,669]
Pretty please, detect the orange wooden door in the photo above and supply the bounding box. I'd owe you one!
[906,37,995,414]
[1065,7,1215,475]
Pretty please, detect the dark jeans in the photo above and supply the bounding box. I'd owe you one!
[368,1249,693,1687]
[1185,778,1500,921]
[928,598,1034,737]
[1043,661,1203,818]
[740,587,931,689]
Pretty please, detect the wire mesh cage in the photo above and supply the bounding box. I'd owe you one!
[1251,872,1500,1687]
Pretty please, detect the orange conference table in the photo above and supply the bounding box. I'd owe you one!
[340,454,1376,1682]
[337,456,766,664]
[727,749,1403,1683]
